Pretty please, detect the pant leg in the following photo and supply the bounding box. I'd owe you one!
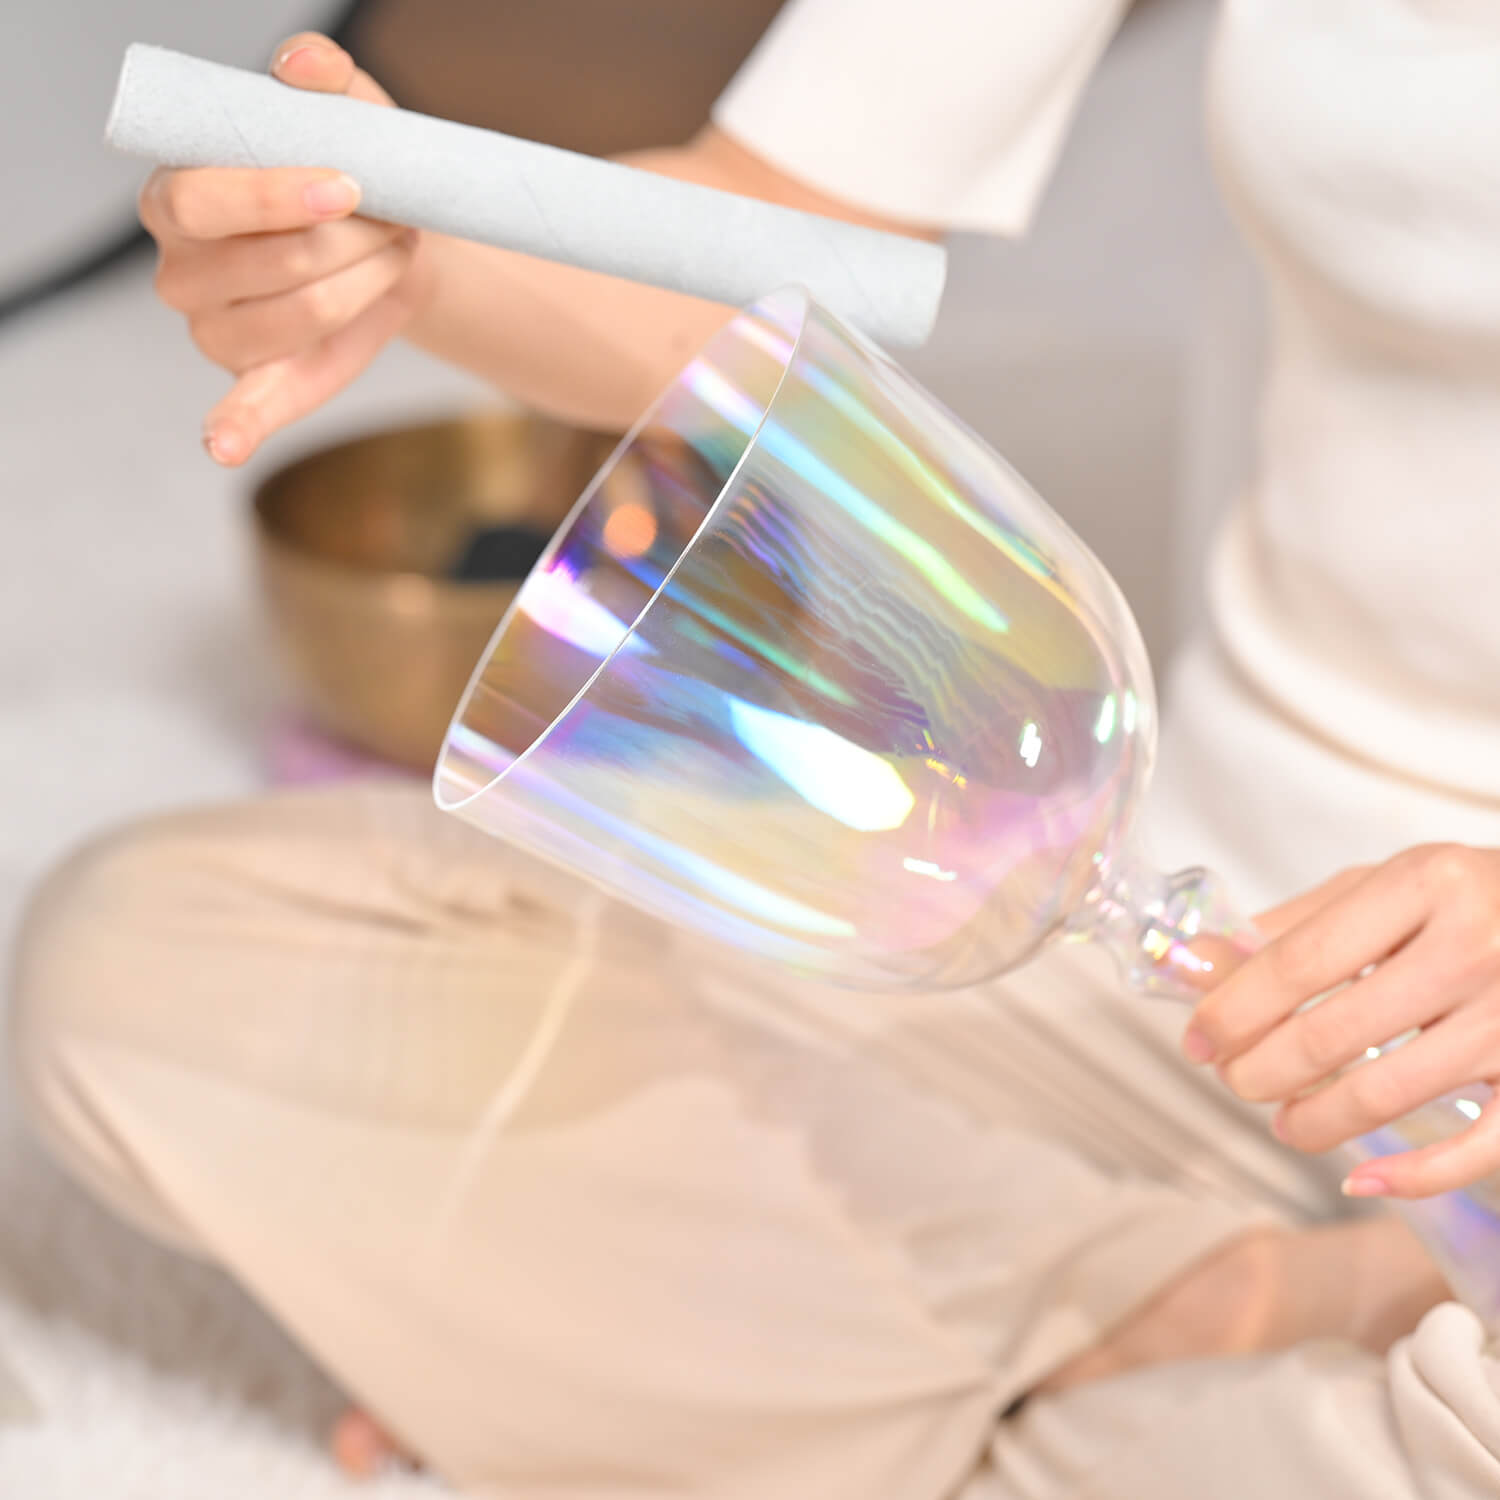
[7,779,1280,1498]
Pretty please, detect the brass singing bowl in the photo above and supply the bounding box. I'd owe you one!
[252,412,618,770]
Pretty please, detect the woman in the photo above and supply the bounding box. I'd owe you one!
[12,3,1500,1493]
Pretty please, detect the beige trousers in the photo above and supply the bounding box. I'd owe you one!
[8,781,1500,1498]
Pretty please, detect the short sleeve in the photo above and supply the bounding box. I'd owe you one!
[713,0,1131,236]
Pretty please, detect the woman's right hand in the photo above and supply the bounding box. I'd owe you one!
[141,33,432,466]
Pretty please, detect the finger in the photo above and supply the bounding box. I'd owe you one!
[155,218,405,311]
[1340,1085,1500,1200]
[1169,869,1370,1016]
[1219,927,1466,1102]
[271,34,394,107]
[192,234,417,372]
[1252,866,1373,942]
[204,279,424,465]
[1186,862,1427,1065]
[1272,1012,1493,1154]
[141,166,362,243]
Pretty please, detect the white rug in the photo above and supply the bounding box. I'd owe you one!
[0,256,488,1496]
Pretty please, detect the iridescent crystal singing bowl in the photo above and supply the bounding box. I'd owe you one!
[436,286,1500,1324]
[436,287,1152,989]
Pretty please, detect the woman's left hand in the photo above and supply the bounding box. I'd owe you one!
[1181,844,1500,1200]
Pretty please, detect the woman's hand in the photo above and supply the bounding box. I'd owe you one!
[1182,845,1500,1199]
[143,36,937,456]
[141,34,432,466]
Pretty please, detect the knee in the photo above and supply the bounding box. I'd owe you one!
[12,825,161,1066]
[10,792,270,1052]
[7,813,209,1146]
[7,818,211,1251]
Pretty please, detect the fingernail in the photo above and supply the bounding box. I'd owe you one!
[1271,1111,1290,1143]
[203,424,245,466]
[1341,1172,1390,1198]
[273,43,319,74]
[1182,1026,1217,1064]
[304,174,360,217]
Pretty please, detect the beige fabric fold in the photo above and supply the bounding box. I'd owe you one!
[10,780,1280,1497]
[11,781,1500,1495]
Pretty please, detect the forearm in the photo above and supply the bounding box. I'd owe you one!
[403,233,733,431]
[403,126,940,432]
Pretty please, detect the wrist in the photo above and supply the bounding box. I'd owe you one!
[398,231,454,350]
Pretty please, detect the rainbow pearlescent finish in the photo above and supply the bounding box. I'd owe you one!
[435,287,1155,988]
[1351,1097,1500,1326]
